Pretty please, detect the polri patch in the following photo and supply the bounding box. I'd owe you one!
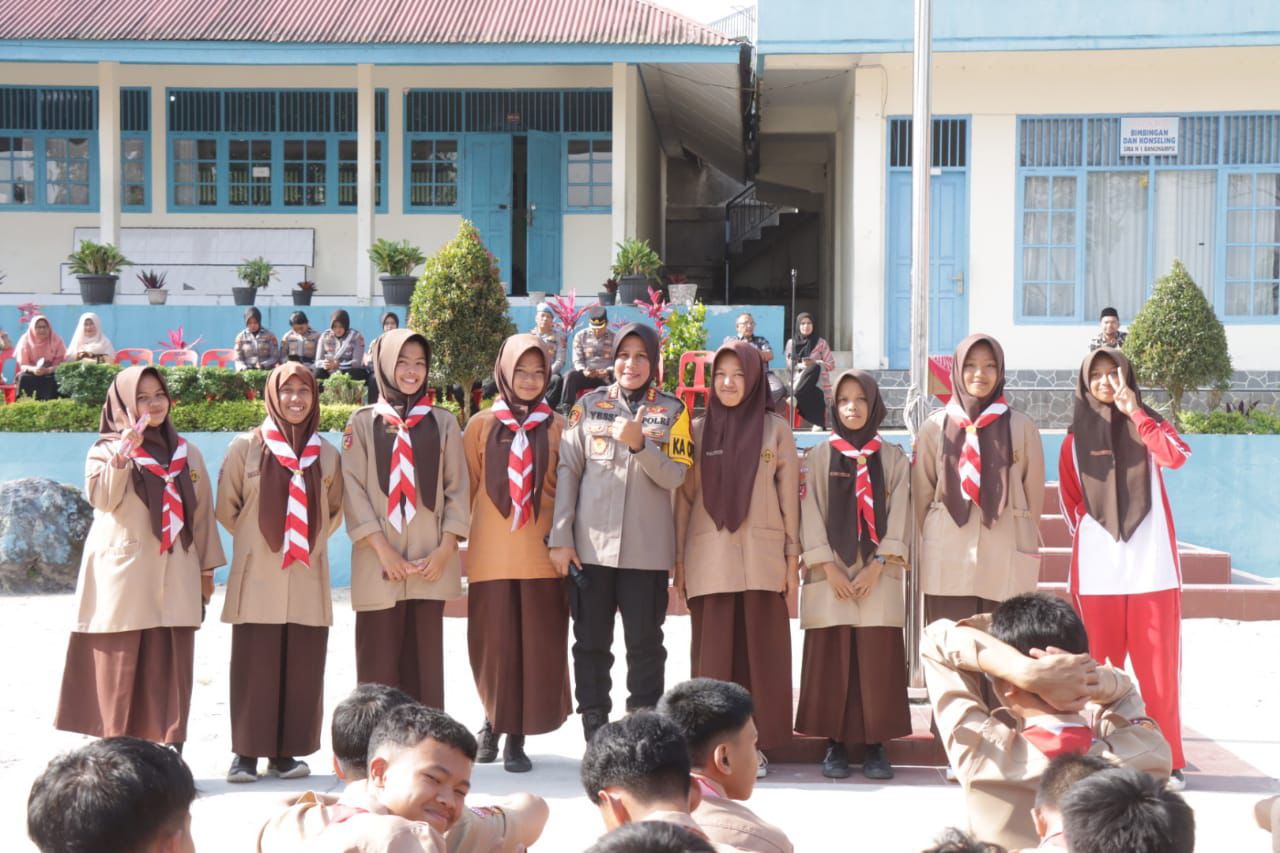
[342,423,354,449]
[568,404,584,428]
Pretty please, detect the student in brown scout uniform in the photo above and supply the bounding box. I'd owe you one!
[674,340,798,775]
[341,329,470,707]
[912,333,1045,625]
[795,369,913,780]
[462,333,571,773]
[217,362,344,783]
[55,366,225,750]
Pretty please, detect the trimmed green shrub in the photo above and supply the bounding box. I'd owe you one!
[1179,408,1280,434]
[240,369,269,398]
[319,404,360,432]
[161,366,205,406]
[319,372,367,406]
[198,367,249,402]
[167,400,265,432]
[54,361,121,406]
[0,399,100,432]
[0,399,369,433]
[1126,260,1232,418]
[661,301,709,393]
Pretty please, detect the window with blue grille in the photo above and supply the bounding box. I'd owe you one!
[166,88,386,213]
[121,88,150,211]
[408,139,458,208]
[1017,113,1280,321]
[565,138,611,210]
[0,86,97,210]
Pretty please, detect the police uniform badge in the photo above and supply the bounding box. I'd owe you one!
[342,422,354,449]
[189,469,201,485]
[568,404,584,428]
[761,448,775,463]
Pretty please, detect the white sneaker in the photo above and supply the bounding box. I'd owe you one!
[1166,769,1186,792]
[756,750,768,779]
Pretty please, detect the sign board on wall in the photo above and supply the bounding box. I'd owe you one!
[1119,117,1179,156]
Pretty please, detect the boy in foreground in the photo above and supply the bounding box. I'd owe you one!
[1023,753,1113,850]
[1061,767,1194,853]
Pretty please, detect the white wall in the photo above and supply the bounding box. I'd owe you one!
[561,213,612,295]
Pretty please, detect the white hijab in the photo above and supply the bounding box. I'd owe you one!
[67,312,115,358]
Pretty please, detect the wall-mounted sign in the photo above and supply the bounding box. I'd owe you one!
[1119,117,1179,156]
[252,165,271,178]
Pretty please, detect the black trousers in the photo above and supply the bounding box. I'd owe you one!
[569,564,668,715]
[560,370,611,410]
[17,372,58,400]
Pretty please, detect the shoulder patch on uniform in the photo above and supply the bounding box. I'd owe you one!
[665,407,694,467]
[342,423,354,449]
[189,469,201,484]
[568,404,584,428]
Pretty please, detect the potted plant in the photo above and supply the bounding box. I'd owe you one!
[611,238,662,305]
[294,277,317,306]
[233,256,275,306]
[598,278,619,306]
[666,273,698,306]
[368,238,427,306]
[67,240,132,305]
[138,269,168,305]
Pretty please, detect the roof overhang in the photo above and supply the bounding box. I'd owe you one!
[640,46,751,181]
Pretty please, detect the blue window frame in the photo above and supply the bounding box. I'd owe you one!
[407,138,459,208]
[121,87,150,212]
[565,136,611,211]
[0,86,97,210]
[1016,112,1280,322]
[166,88,386,213]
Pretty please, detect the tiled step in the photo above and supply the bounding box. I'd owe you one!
[1039,514,1072,548]
[1037,545,1234,585]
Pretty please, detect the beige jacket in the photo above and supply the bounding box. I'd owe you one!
[217,432,344,627]
[675,414,800,598]
[913,409,1045,601]
[799,440,911,630]
[692,777,793,853]
[922,616,1173,850]
[341,406,470,611]
[256,788,446,853]
[73,439,225,633]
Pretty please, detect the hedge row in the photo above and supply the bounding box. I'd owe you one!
[54,361,270,406]
[0,400,362,433]
[1178,408,1280,435]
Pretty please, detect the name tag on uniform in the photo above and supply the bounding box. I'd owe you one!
[247,469,260,479]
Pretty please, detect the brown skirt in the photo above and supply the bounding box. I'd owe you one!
[230,623,329,759]
[355,599,445,708]
[55,627,195,744]
[689,590,793,750]
[795,626,912,745]
[467,578,571,736]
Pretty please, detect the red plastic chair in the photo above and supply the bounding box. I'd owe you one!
[115,348,154,367]
[158,349,198,367]
[927,355,954,403]
[675,350,714,412]
[0,348,16,404]
[201,348,235,368]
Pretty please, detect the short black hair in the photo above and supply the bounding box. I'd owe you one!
[332,683,416,777]
[656,678,754,767]
[922,827,1008,853]
[28,737,196,853]
[581,712,692,806]
[990,592,1089,656]
[290,310,309,326]
[1035,752,1114,810]
[1062,767,1194,853]
[367,703,478,768]
[584,820,716,853]
[1100,307,1119,320]
[381,311,400,327]
[244,306,262,323]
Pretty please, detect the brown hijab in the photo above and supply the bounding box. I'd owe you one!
[372,329,440,513]
[827,370,889,564]
[941,333,1014,528]
[1072,347,1161,542]
[699,341,768,532]
[258,363,324,554]
[484,333,554,520]
[98,365,197,551]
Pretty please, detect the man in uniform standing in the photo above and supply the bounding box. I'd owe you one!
[560,305,615,413]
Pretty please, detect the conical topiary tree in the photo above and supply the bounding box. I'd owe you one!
[408,220,515,422]
[1125,259,1231,419]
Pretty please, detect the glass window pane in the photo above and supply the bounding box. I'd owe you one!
[124,161,145,181]
[69,138,89,157]
[567,162,589,184]
[1023,212,1048,244]
[591,185,611,207]
[175,185,196,206]
[592,140,612,155]
[568,185,590,207]
[45,138,66,158]
[1154,170,1216,297]
[436,140,457,160]
[69,161,89,182]
[1256,282,1280,315]
[435,185,457,207]
[1225,282,1249,314]
[1085,171,1148,320]
[0,162,9,181]
[1023,283,1047,316]
[69,184,90,205]
[1228,173,1252,207]
[124,138,145,158]
[1051,176,1076,209]
[307,140,324,159]
[15,160,33,181]
[176,162,195,183]
[1051,212,1075,243]
[252,140,271,159]
[1227,210,1252,243]
[1256,247,1280,280]
[568,140,590,158]
[438,164,456,185]
[1023,247,1047,281]
[1256,208,1280,244]
[1258,174,1280,207]
[410,140,429,160]
[1227,246,1251,280]
[1051,247,1074,281]
[125,184,145,206]
[1050,283,1075,316]
[591,163,611,184]
[1024,175,1049,209]
[284,140,303,159]
[340,139,357,160]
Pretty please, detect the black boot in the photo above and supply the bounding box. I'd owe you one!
[476,721,499,764]
[822,740,851,779]
[582,709,609,743]
[503,734,532,773]
[862,743,894,780]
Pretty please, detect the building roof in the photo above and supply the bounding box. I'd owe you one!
[0,0,733,46]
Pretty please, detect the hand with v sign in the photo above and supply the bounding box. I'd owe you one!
[1107,369,1140,418]
[611,404,648,452]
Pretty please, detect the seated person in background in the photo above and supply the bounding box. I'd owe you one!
[921,592,1172,851]
[1025,753,1114,851]
[1089,307,1127,350]
[279,311,321,370]
[316,309,367,382]
[1061,767,1194,853]
[0,326,11,351]
[67,312,116,362]
[28,736,196,853]
[365,312,400,403]
[531,302,566,407]
[15,313,67,400]
[657,679,793,853]
[586,820,717,853]
[1254,795,1279,851]
[559,305,614,412]
[234,306,281,372]
[924,828,1008,853]
[723,313,783,404]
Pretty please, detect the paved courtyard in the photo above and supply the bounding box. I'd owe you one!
[0,590,1276,851]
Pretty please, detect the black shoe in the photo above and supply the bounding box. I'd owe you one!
[503,734,532,773]
[476,721,499,764]
[862,743,894,780]
[227,755,259,783]
[582,709,609,743]
[822,740,852,779]
[267,757,311,779]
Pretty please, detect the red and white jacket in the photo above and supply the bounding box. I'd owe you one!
[1058,410,1191,597]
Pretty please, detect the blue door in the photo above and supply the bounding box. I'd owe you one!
[464,134,514,290]
[526,130,563,293]
[886,170,969,368]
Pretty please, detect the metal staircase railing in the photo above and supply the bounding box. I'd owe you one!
[723,183,793,302]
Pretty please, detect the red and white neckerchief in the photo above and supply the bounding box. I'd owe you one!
[130,438,189,553]
[829,434,882,544]
[261,416,323,569]
[374,400,433,532]
[1022,721,1094,759]
[490,398,554,530]
[945,396,1009,503]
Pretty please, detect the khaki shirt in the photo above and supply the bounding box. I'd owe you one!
[675,414,800,598]
[572,326,615,372]
[234,328,281,371]
[256,788,446,853]
[639,811,744,853]
[912,409,1046,601]
[341,406,470,611]
[550,384,691,571]
[799,440,911,630]
[73,439,225,633]
[280,328,322,367]
[692,777,793,853]
[922,616,1173,850]
[531,327,566,374]
[446,804,529,853]
[216,432,344,627]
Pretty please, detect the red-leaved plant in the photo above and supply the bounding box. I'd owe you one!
[158,325,204,351]
[634,285,673,347]
[17,302,41,325]
[546,291,591,337]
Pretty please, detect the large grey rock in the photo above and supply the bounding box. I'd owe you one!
[0,477,92,593]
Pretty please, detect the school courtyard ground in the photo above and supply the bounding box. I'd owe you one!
[0,590,1275,852]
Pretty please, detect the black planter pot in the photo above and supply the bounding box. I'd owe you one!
[597,291,616,305]
[381,276,417,305]
[617,274,650,305]
[232,286,257,306]
[292,290,313,305]
[77,274,117,305]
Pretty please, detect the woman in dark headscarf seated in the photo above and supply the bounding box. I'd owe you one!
[784,312,835,429]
